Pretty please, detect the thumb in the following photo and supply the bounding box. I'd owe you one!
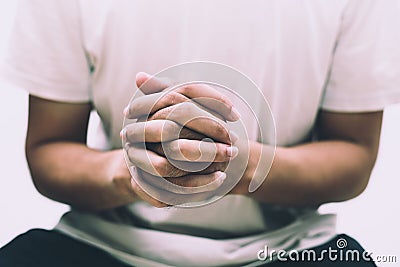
[136,72,172,95]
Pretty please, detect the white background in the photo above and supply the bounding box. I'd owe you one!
[0,2,399,266]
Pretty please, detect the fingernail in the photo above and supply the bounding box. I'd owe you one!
[230,107,241,121]
[136,72,150,80]
[229,131,239,143]
[120,128,126,140]
[136,72,152,89]
[123,106,129,117]
[124,142,131,152]
[215,171,227,181]
[226,146,239,158]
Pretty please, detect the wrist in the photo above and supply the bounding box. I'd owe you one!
[105,149,138,204]
[231,141,276,196]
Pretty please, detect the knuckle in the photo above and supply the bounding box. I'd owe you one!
[151,105,172,120]
[163,142,179,158]
[162,120,179,138]
[153,158,169,177]
[177,141,190,155]
[161,92,175,106]
[163,92,182,106]
[214,123,229,139]
[178,85,192,95]
[215,143,227,158]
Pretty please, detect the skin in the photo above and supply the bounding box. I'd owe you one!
[25,73,382,211]
[240,112,382,206]
[125,73,383,207]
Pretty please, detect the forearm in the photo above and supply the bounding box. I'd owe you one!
[27,142,137,211]
[244,140,376,207]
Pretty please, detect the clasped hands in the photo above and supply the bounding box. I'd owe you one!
[121,72,254,207]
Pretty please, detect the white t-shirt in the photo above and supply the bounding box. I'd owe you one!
[3,0,400,266]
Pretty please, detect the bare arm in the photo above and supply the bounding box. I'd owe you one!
[239,110,382,206]
[26,80,238,210]
[125,73,383,207]
[25,95,136,212]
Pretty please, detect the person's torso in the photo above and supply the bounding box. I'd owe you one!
[78,0,347,238]
[79,0,347,149]
[58,2,346,265]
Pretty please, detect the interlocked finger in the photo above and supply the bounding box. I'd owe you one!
[135,169,227,206]
[125,91,189,119]
[125,143,227,177]
[123,120,205,143]
[127,80,240,122]
[148,101,232,144]
[161,139,238,162]
[141,170,226,194]
[175,84,240,121]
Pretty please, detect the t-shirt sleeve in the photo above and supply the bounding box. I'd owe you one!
[1,0,91,103]
[321,0,400,112]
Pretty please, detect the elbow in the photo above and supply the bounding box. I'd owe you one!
[330,155,377,203]
[25,143,62,205]
[345,173,371,201]
[345,162,375,200]
[348,146,378,199]
[25,143,45,196]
